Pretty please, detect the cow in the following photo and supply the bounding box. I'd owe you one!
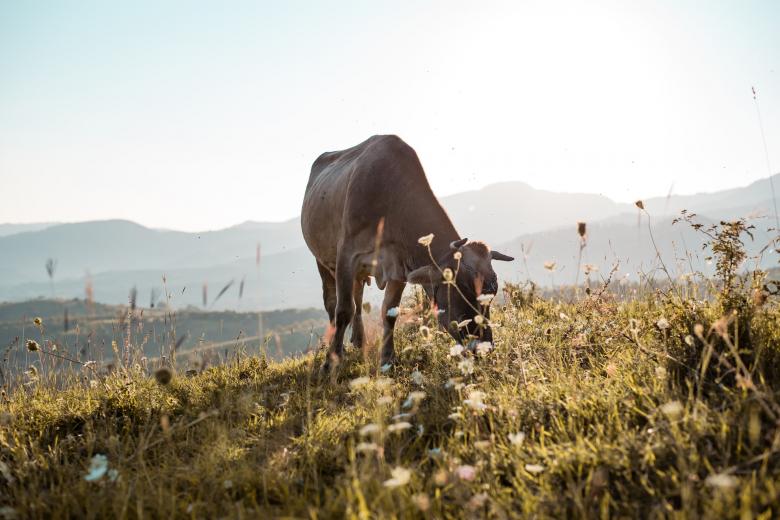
[301,135,514,373]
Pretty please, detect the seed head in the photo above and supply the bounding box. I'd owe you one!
[33,317,43,327]
[154,367,173,385]
[417,233,434,247]
[635,200,645,210]
[26,339,40,352]
[577,222,587,239]
[442,268,454,283]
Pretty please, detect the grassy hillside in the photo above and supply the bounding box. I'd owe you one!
[3,258,780,518]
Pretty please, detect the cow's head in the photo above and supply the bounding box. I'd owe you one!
[407,238,514,346]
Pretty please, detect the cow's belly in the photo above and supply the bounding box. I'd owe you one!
[301,169,349,269]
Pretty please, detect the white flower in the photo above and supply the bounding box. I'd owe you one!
[83,360,96,369]
[475,342,492,357]
[458,358,475,375]
[705,473,739,489]
[684,335,694,346]
[388,421,412,433]
[84,454,108,482]
[384,466,412,487]
[473,315,484,325]
[453,251,462,260]
[349,376,371,389]
[477,294,494,305]
[449,344,466,357]
[656,317,670,330]
[418,234,434,247]
[660,400,683,418]
[448,412,463,420]
[356,442,378,453]
[411,370,424,386]
[463,390,487,410]
[442,268,454,283]
[455,465,477,481]
[508,432,526,446]
[524,464,545,474]
[360,423,380,436]
[457,319,472,329]
[386,307,400,318]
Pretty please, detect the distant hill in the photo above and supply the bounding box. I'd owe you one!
[0,174,776,309]
[0,222,57,237]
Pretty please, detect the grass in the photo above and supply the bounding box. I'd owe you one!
[3,281,780,518]
[2,216,780,518]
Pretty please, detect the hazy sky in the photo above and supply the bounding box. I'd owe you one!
[1,0,779,231]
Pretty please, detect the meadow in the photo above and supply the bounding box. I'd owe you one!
[1,216,779,518]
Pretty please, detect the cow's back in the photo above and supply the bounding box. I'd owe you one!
[301,135,431,270]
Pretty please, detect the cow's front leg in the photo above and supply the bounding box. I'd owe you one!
[380,280,406,367]
[350,279,365,348]
[321,252,356,375]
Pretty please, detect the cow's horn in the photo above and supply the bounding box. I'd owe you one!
[490,250,515,262]
[450,238,468,250]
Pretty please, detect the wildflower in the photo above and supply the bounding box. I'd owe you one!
[384,466,412,488]
[405,391,426,406]
[448,412,463,420]
[455,465,477,481]
[457,319,472,329]
[477,293,494,305]
[377,396,394,406]
[89,380,99,389]
[442,268,454,283]
[508,432,526,446]
[693,323,705,337]
[411,370,424,386]
[84,454,109,482]
[458,358,475,375]
[468,493,489,511]
[418,234,434,247]
[25,339,39,352]
[656,317,670,330]
[434,469,449,486]
[463,390,487,411]
[386,307,400,318]
[583,264,598,275]
[476,342,492,357]
[474,314,484,325]
[559,312,570,321]
[544,261,557,272]
[684,335,694,346]
[360,424,380,436]
[705,473,738,489]
[413,493,431,512]
[154,367,172,385]
[655,366,667,379]
[525,463,545,474]
[83,360,96,369]
[356,442,378,453]
[660,400,683,418]
[33,317,42,326]
[577,222,587,239]
[349,376,371,389]
[453,251,462,260]
[449,344,465,357]
[388,422,412,433]
[419,325,431,340]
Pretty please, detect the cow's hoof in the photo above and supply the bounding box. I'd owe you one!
[318,353,342,379]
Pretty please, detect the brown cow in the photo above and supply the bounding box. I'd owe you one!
[301,135,513,373]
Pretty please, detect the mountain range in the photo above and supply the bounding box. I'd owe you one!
[1,174,777,310]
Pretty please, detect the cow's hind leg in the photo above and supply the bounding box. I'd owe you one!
[316,261,337,324]
[350,279,365,348]
[380,280,405,366]
[321,251,356,374]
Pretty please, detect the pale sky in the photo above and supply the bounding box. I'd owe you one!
[1,0,778,231]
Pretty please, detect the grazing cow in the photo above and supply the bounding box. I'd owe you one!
[301,135,513,373]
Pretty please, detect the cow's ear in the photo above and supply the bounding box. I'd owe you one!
[490,250,514,262]
[407,265,439,286]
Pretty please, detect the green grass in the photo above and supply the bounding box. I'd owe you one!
[3,284,780,518]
